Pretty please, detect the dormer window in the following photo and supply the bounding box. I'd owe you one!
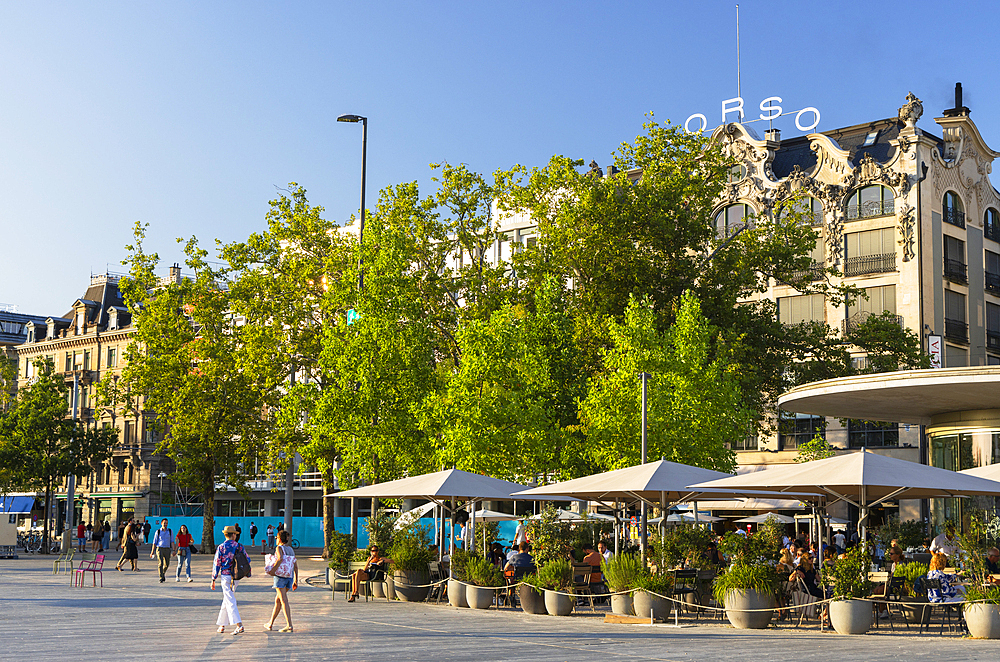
[25,323,35,343]
[862,130,879,147]
[47,319,56,339]
[108,308,119,330]
[76,310,85,335]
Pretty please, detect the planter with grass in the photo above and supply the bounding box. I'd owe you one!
[465,556,502,610]
[536,560,574,616]
[964,600,1000,639]
[448,549,471,608]
[956,521,1000,639]
[827,543,873,635]
[633,573,673,622]
[389,524,433,602]
[713,563,777,629]
[518,574,548,615]
[603,554,646,616]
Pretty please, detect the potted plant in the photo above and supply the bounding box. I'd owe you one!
[714,517,783,629]
[518,573,548,615]
[827,542,874,635]
[389,523,433,602]
[448,548,472,608]
[326,531,356,588]
[603,553,645,615]
[536,559,574,616]
[958,515,1000,639]
[892,561,930,625]
[464,556,502,609]
[633,572,673,621]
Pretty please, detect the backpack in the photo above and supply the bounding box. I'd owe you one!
[231,544,251,580]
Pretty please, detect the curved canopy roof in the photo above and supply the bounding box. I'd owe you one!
[331,469,565,502]
[777,367,1000,425]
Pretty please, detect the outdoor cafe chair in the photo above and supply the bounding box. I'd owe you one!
[73,553,105,588]
[671,569,701,622]
[872,576,908,631]
[427,561,446,605]
[52,548,75,575]
[571,564,596,612]
[919,578,965,635]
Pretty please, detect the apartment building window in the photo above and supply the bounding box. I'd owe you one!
[778,294,825,325]
[846,185,893,220]
[848,420,899,448]
[944,235,967,284]
[844,227,896,276]
[987,251,1000,295]
[988,302,1000,354]
[217,499,264,517]
[943,191,966,229]
[945,290,968,343]
[64,352,72,372]
[778,412,825,450]
[293,499,321,518]
[728,436,759,451]
[946,344,968,367]
[107,347,118,368]
[848,285,896,318]
[986,208,1000,243]
[82,350,91,371]
[715,203,753,237]
[783,196,824,227]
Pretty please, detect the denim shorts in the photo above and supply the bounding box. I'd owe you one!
[273,575,293,589]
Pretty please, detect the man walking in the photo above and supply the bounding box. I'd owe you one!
[142,518,152,544]
[234,522,241,542]
[76,522,86,552]
[150,519,174,583]
[249,522,258,547]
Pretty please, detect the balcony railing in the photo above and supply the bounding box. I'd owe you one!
[844,253,896,277]
[944,317,969,343]
[215,471,327,492]
[782,263,825,283]
[988,331,1000,351]
[944,258,968,284]
[847,199,894,220]
[944,208,966,229]
[987,272,1000,295]
[842,312,904,336]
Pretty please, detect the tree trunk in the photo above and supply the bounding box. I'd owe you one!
[201,474,215,551]
[322,467,335,559]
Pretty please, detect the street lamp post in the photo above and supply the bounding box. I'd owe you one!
[639,372,650,564]
[338,113,367,543]
[157,472,167,504]
[337,114,368,292]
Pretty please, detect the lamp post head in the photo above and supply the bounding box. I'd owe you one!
[337,114,366,123]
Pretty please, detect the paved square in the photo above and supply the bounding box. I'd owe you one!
[2,552,997,661]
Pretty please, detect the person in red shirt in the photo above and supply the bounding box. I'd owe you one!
[174,524,194,582]
[76,522,87,552]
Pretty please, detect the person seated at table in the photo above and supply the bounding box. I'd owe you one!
[703,541,723,566]
[886,546,906,574]
[790,553,823,600]
[580,543,604,586]
[777,548,795,575]
[347,545,390,603]
[985,547,1000,575]
[487,542,506,568]
[822,545,837,571]
[597,540,612,562]
[927,552,965,603]
[505,542,534,569]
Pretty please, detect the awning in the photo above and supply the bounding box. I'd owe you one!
[58,492,145,499]
[0,496,37,514]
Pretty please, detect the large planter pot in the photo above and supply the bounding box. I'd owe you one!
[448,579,469,608]
[544,589,574,616]
[393,569,430,602]
[723,589,774,629]
[633,590,671,622]
[610,593,634,616]
[965,603,1000,639]
[519,585,547,614]
[900,597,931,625]
[371,575,395,600]
[829,599,873,635]
[466,585,495,610]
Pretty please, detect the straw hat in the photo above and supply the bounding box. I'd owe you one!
[222,525,238,536]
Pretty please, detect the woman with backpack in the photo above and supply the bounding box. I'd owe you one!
[211,525,251,635]
[264,529,299,632]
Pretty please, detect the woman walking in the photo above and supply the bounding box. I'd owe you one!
[264,530,298,632]
[212,525,251,635]
[116,519,139,571]
[174,524,193,582]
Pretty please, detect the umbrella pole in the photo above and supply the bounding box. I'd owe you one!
[614,499,620,557]
[449,498,456,579]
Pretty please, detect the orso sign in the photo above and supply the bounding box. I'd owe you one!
[685,96,821,134]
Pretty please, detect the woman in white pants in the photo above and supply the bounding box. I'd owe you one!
[211,525,251,635]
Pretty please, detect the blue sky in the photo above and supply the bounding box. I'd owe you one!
[3,0,1000,314]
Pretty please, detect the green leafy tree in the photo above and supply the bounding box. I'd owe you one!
[794,433,836,463]
[581,292,751,473]
[115,224,269,550]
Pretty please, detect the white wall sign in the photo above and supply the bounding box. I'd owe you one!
[684,96,821,134]
[928,334,942,368]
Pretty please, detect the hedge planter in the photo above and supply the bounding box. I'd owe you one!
[393,570,430,602]
[829,599,873,635]
[965,603,1000,639]
[633,590,671,622]
[544,589,574,616]
[466,585,495,610]
[900,597,931,625]
[723,589,774,629]
[519,585,547,614]
[610,593,634,616]
[371,577,394,599]
[448,579,469,608]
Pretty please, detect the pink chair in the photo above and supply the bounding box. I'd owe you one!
[74,554,106,587]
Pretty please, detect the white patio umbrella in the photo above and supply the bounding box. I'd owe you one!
[650,512,723,524]
[687,449,1000,539]
[734,512,796,524]
[472,509,520,522]
[960,464,1000,480]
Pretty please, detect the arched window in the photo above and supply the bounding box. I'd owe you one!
[782,196,824,227]
[714,203,753,236]
[727,164,747,183]
[846,185,893,220]
[985,208,1000,242]
[943,191,966,228]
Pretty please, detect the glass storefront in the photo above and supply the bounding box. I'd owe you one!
[928,428,1000,534]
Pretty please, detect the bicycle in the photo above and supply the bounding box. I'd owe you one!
[290,538,300,549]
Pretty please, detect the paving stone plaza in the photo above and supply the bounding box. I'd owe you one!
[1,551,997,661]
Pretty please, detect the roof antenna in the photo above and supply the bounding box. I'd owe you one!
[736,4,741,119]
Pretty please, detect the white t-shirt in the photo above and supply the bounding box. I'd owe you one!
[514,523,527,545]
[833,532,846,548]
[930,533,959,557]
